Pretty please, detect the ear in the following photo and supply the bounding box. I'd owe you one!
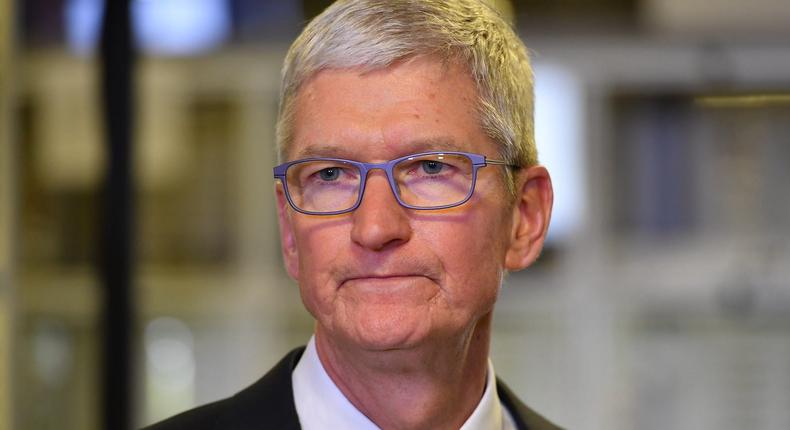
[505,165,554,271]
[275,183,300,280]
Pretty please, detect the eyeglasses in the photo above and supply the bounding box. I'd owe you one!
[273,151,516,215]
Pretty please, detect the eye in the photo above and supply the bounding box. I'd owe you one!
[421,160,445,174]
[318,167,341,181]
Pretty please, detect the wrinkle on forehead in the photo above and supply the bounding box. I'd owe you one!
[292,137,467,161]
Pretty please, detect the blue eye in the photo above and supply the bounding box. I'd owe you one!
[319,168,340,181]
[421,160,444,174]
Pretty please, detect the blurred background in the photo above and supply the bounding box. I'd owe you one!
[1,0,790,429]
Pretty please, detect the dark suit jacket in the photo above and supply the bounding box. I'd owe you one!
[144,347,562,430]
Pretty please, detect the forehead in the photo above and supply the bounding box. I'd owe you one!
[287,57,493,161]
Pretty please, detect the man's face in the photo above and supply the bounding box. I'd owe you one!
[276,57,525,351]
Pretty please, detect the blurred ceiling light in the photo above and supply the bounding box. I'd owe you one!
[32,320,73,387]
[695,94,790,108]
[144,316,196,423]
[65,0,231,56]
[145,317,195,386]
[534,63,585,243]
[65,0,103,56]
[133,0,230,56]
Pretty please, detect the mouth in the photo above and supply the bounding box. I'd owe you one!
[339,274,429,289]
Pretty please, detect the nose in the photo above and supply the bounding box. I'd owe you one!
[350,170,412,251]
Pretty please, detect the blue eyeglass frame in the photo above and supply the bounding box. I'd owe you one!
[273,151,516,216]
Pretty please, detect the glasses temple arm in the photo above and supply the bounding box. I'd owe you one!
[484,158,520,168]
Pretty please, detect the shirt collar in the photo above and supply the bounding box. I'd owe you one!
[292,335,511,430]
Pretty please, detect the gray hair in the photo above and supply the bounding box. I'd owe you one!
[276,0,536,193]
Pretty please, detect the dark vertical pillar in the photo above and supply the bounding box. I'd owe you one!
[99,0,135,429]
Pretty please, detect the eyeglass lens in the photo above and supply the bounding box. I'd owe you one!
[284,153,474,213]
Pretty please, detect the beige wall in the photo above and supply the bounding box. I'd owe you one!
[0,0,15,427]
[644,0,790,34]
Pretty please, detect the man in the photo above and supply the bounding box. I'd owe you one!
[148,0,558,428]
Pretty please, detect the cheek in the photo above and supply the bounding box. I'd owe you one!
[294,219,343,270]
[450,197,511,269]
[424,210,509,301]
[293,222,349,303]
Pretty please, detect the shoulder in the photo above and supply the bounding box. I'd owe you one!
[142,400,226,430]
[496,378,564,430]
[142,347,305,430]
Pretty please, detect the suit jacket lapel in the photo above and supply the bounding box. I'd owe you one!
[496,378,563,430]
[215,347,305,429]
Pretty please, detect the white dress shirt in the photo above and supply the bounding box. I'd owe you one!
[292,336,517,430]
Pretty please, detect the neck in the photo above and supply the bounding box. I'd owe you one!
[314,314,493,430]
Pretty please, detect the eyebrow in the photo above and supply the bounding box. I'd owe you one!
[293,137,466,160]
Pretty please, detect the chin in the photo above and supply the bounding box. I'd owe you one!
[342,306,432,352]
